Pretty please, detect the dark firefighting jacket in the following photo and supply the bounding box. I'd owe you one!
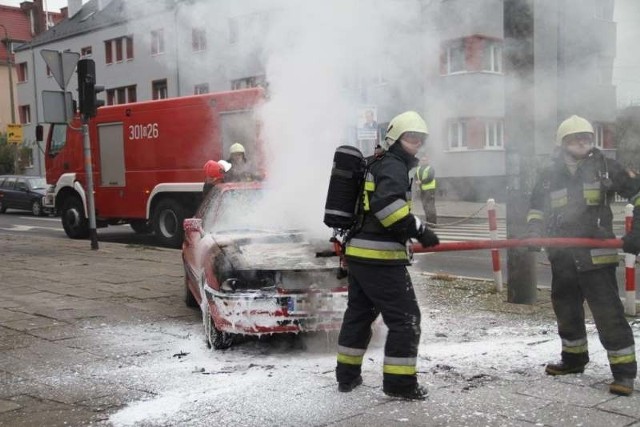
[527,148,640,271]
[345,143,420,265]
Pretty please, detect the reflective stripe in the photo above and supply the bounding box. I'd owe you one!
[345,246,409,261]
[348,238,407,251]
[324,209,352,218]
[527,209,544,222]
[364,181,375,192]
[562,337,588,354]
[608,345,636,365]
[338,345,366,356]
[583,182,601,206]
[337,353,363,365]
[591,248,619,265]
[384,356,417,366]
[421,179,436,191]
[376,199,410,227]
[383,364,417,375]
[550,188,568,209]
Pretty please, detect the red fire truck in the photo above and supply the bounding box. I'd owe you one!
[42,88,264,248]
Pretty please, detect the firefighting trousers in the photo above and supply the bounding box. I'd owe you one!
[550,253,636,379]
[420,190,437,224]
[336,261,421,391]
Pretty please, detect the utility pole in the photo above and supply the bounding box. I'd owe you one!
[503,0,538,304]
[1,24,18,174]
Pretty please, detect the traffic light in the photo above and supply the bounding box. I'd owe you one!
[77,59,105,118]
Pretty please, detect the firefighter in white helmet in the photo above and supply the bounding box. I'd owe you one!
[225,143,259,182]
[336,111,439,400]
[527,115,640,396]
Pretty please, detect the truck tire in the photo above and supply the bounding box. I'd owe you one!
[130,219,152,234]
[153,198,187,248]
[61,196,90,239]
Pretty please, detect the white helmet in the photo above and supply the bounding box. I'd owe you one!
[229,143,246,154]
[383,111,429,150]
[218,160,232,172]
[556,115,594,146]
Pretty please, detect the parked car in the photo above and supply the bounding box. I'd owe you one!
[182,181,348,349]
[0,175,50,216]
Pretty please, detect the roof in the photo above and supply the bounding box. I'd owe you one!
[16,0,179,52]
[0,4,64,62]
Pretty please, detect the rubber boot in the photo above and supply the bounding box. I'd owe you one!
[338,375,362,393]
[383,384,428,401]
[545,361,587,376]
[609,377,634,396]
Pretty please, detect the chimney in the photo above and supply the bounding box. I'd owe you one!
[68,0,82,18]
[32,0,46,34]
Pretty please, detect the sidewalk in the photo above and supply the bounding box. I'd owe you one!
[1,233,640,426]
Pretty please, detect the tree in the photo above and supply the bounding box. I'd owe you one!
[0,133,17,174]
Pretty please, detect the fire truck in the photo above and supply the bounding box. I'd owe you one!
[43,88,264,248]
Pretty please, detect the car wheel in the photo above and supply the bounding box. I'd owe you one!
[204,308,233,350]
[0,200,6,213]
[153,199,187,248]
[130,219,152,234]
[61,196,90,239]
[31,200,43,216]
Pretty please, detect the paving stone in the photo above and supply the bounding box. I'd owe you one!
[0,399,21,414]
[522,401,635,426]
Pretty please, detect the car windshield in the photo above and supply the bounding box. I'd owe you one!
[27,178,46,190]
[203,188,294,234]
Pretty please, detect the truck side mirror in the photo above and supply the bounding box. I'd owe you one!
[35,125,43,142]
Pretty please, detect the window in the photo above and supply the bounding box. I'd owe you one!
[151,29,165,55]
[448,120,467,150]
[106,85,137,105]
[105,36,133,64]
[50,124,68,155]
[192,28,207,51]
[105,40,113,64]
[194,83,209,95]
[81,46,92,58]
[115,38,123,62]
[231,75,266,90]
[594,123,604,149]
[445,40,465,74]
[17,62,28,82]
[152,79,168,100]
[3,177,16,189]
[483,41,502,73]
[484,120,504,148]
[126,36,134,60]
[19,105,31,124]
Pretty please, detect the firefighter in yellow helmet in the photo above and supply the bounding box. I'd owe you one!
[336,111,440,400]
[527,115,640,396]
[225,143,260,182]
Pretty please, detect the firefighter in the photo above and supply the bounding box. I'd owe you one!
[415,155,437,224]
[527,115,640,396]
[225,143,260,182]
[336,111,440,400]
[203,160,224,196]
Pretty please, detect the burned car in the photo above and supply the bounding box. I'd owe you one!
[182,182,348,349]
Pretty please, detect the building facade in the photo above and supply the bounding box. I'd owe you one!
[14,0,617,201]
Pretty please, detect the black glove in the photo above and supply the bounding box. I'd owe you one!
[623,206,640,255]
[418,224,440,248]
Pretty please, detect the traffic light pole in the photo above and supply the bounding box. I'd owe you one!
[81,116,99,250]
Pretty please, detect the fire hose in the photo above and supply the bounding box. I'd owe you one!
[410,237,622,253]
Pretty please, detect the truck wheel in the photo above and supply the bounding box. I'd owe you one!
[61,196,90,239]
[153,199,187,248]
[130,219,152,234]
[31,200,43,217]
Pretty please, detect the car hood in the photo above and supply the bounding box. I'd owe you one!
[210,230,339,271]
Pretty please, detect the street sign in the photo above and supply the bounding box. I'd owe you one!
[7,124,23,144]
[42,91,74,123]
[40,49,80,90]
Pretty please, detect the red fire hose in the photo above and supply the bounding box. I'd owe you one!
[410,237,622,253]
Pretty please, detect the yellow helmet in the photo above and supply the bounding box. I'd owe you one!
[384,111,429,148]
[229,143,246,154]
[556,115,594,146]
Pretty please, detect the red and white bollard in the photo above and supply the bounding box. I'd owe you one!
[624,204,636,316]
[487,199,503,292]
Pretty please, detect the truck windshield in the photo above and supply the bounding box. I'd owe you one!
[50,124,67,155]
